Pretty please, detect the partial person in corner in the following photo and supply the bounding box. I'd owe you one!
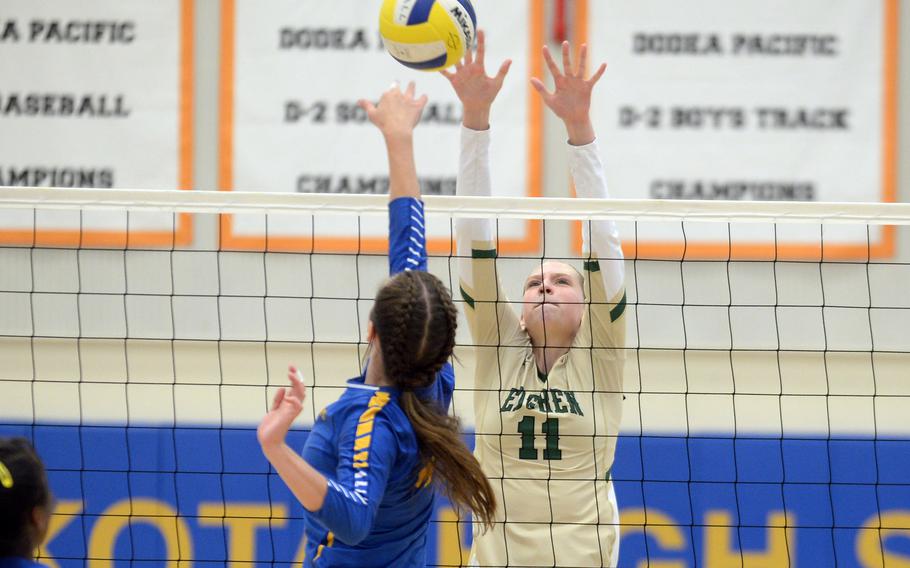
[0,437,54,568]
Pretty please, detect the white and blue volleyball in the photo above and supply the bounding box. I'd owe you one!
[379,0,477,71]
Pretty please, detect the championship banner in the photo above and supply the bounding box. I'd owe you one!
[578,0,898,259]
[220,0,543,253]
[0,0,194,248]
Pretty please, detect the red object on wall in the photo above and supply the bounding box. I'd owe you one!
[553,0,567,43]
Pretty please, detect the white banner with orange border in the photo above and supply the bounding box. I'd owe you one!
[0,0,194,248]
[220,0,543,254]
[578,0,898,259]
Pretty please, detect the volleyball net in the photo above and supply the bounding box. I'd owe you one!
[1,186,909,567]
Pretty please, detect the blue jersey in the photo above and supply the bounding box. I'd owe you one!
[387,197,428,274]
[300,378,441,567]
[297,198,455,567]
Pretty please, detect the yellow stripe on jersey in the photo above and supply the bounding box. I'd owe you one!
[352,451,369,468]
[351,392,391,471]
[359,406,383,422]
[313,531,334,561]
[415,462,434,488]
[355,421,372,437]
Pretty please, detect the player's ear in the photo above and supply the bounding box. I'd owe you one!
[31,505,50,547]
[366,320,376,342]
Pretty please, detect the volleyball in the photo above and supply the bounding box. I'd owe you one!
[379,0,477,71]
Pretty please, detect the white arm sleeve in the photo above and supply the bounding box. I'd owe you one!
[454,126,523,349]
[456,125,494,278]
[568,140,625,300]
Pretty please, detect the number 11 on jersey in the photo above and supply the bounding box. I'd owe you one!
[517,416,562,460]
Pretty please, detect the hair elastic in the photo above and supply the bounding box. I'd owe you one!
[0,460,13,489]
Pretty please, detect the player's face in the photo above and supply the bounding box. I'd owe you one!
[520,261,585,346]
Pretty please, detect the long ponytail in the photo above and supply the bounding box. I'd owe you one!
[399,390,495,529]
[372,271,496,530]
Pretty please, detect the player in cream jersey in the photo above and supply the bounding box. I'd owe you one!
[443,33,626,567]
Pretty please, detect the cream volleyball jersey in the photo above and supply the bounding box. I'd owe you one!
[456,127,626,568]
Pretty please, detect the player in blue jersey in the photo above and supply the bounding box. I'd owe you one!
[257,83,495,568]
[0,438,53,568]
[379,81,456,410]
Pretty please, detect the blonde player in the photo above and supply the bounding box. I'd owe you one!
[442,32,626,567]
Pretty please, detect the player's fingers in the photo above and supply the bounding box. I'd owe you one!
[475,29,486,66]
[285,376,305,404]
[577,44,588,77]
[289,367,306,399]
[405,81,416,98]
[589,62,607,85]
[530,77,551,98]
[542,45,560,79]
[439,68,454,81]
[494,59,512,85]
[416,93,429,111]
[464,41,474,66]
[357,99,377,118]
[271,387,286,411]
[561,41,572,75]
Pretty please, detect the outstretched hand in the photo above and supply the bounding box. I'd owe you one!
[531,41,606,144]
[440,30,511,130]
[257,366,307,450]
[358,82,428,140]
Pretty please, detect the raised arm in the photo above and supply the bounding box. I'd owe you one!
[441,30,510,262]
[441,31,523,348]
[257,368,396,545]
[361,84,455,407]
[258,368,328,512]
[359,83,428,274]
[532,41,624,303]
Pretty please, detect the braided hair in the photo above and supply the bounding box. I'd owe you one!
[372,270,496,530]
[0,437,51,558]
